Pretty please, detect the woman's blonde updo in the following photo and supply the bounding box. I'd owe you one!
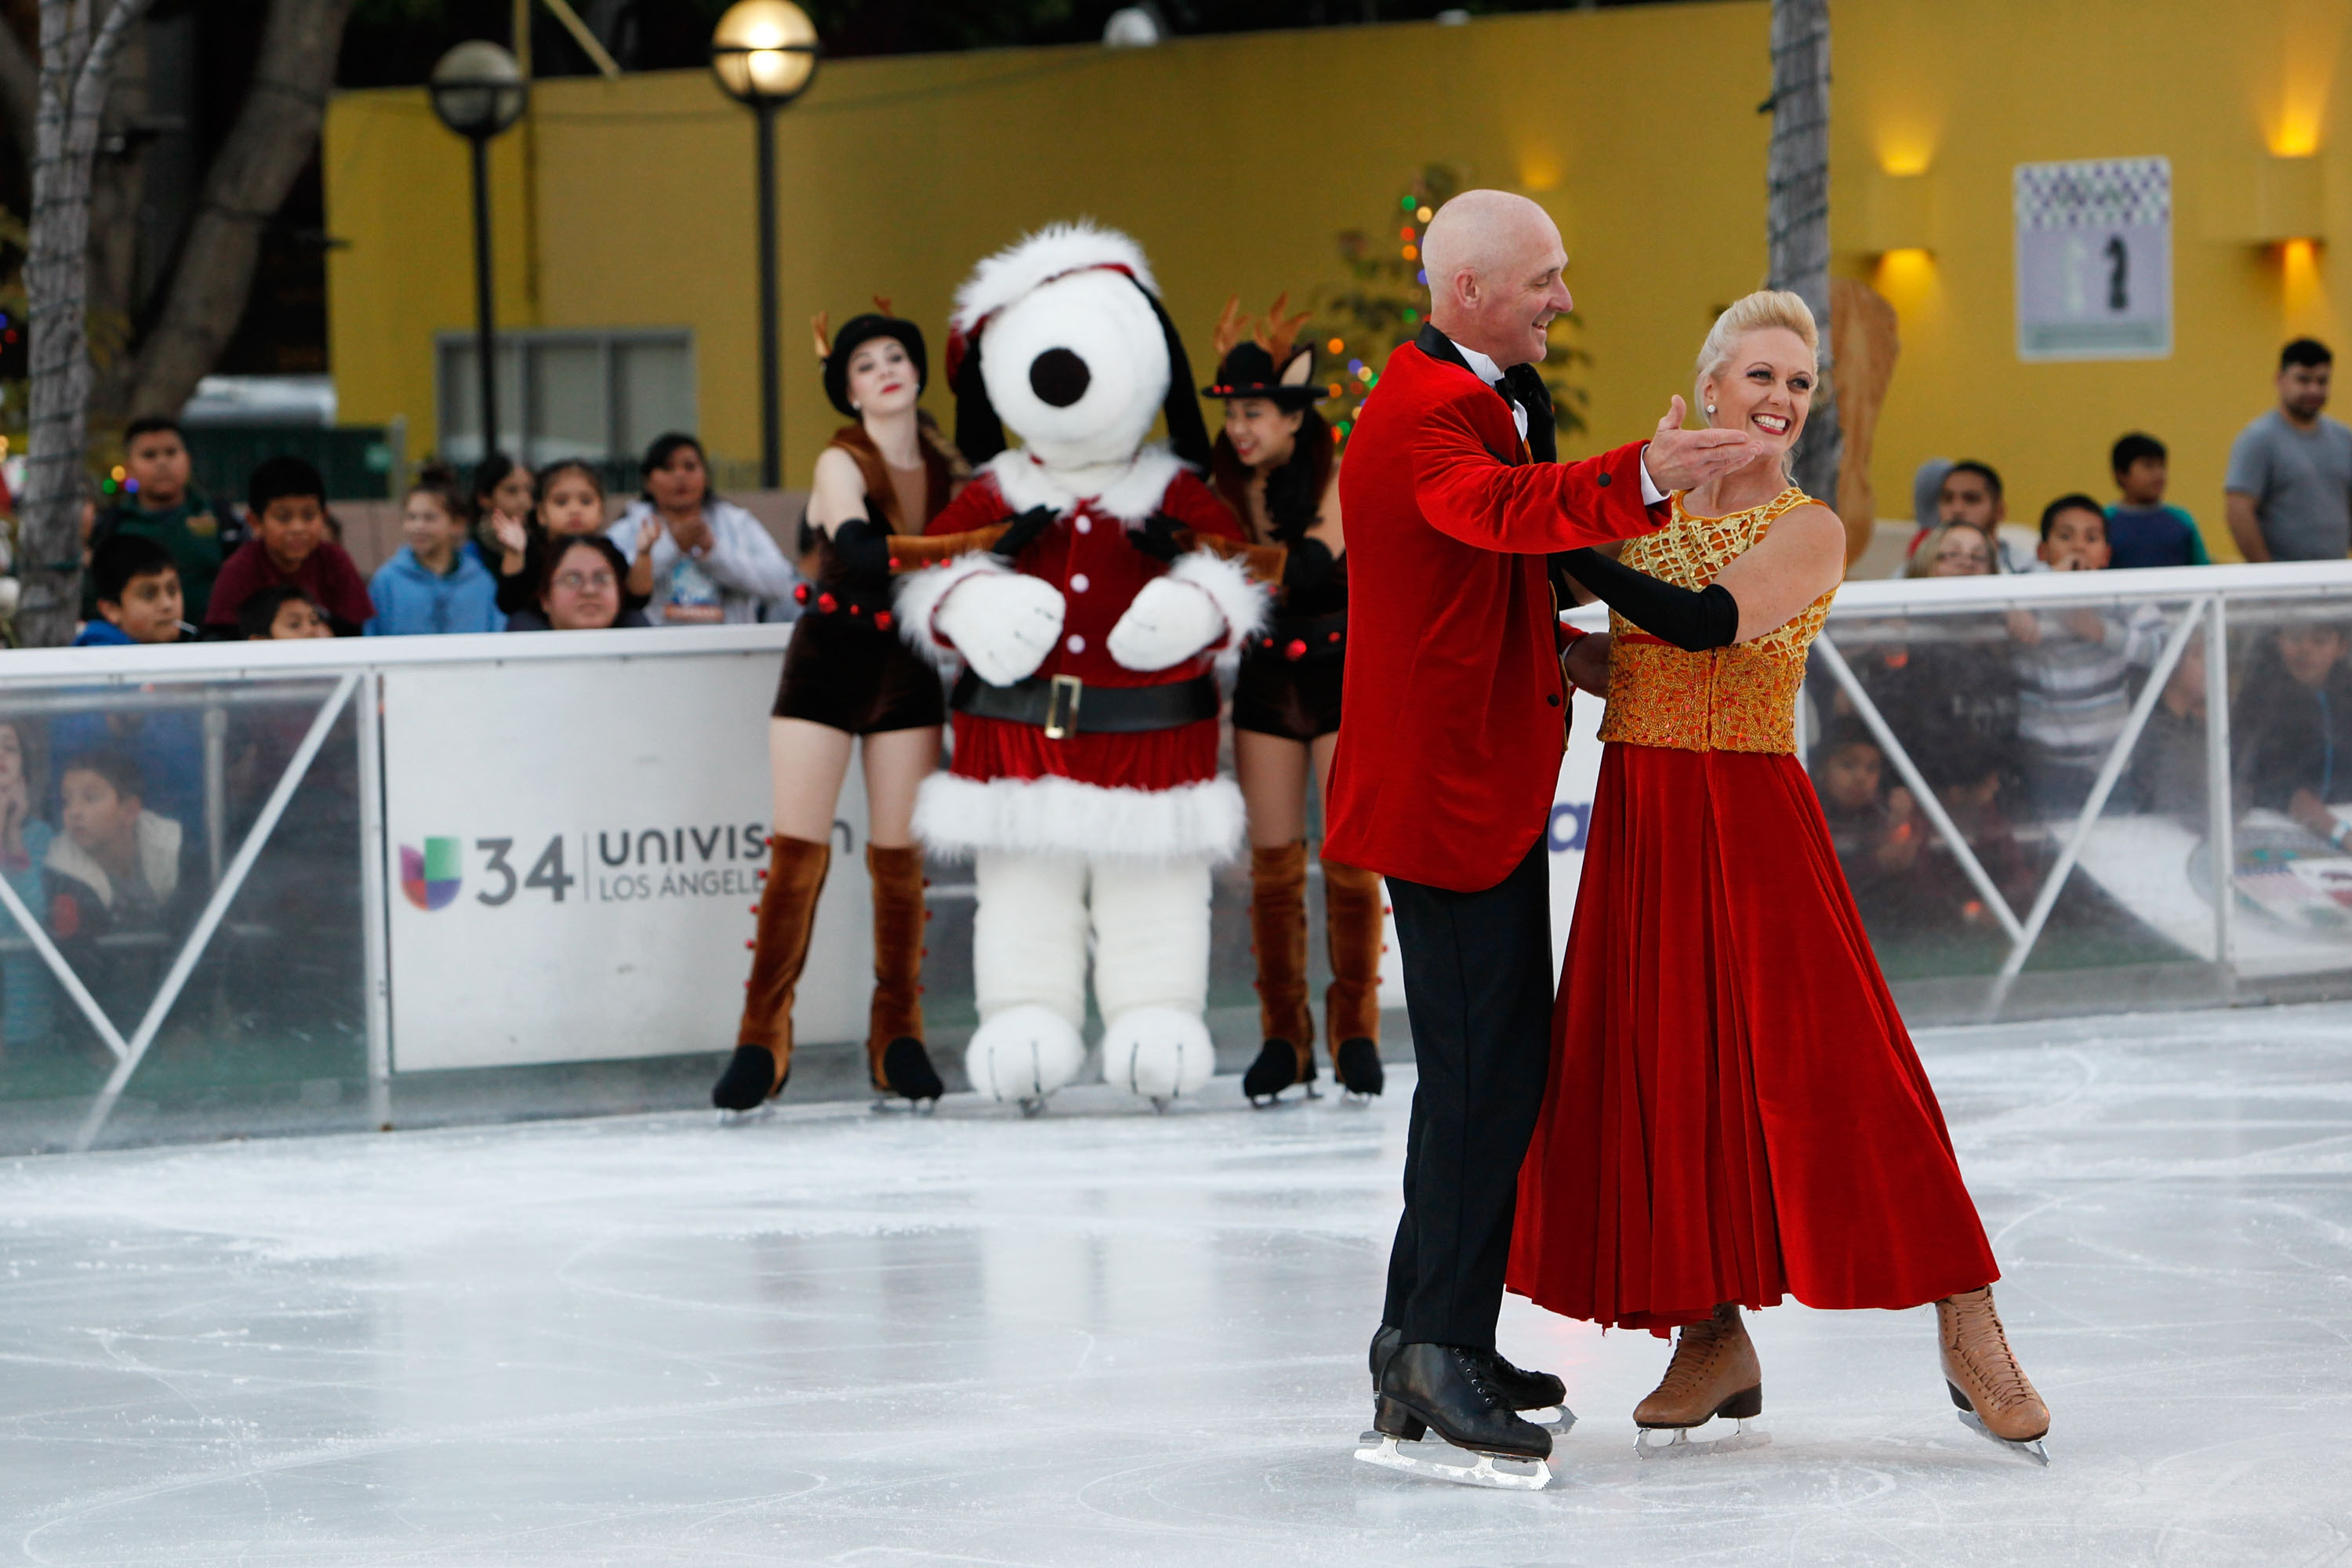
[1693,289,1819,412]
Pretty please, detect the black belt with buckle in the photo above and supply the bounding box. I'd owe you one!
[951,670,1218,739]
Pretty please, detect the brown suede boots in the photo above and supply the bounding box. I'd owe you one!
[1243,844,1387,1103]
[717,834,831,1110]
[1248,843,1315,1073]
[1320,856,1385,1055]
[864,844,942,1102]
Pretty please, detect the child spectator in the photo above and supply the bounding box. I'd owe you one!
[205,456,375,637]
[2105,434,2209,568]
[0,717,58,1052]
[84,416,238,622]
[2008,495,2162,813]
[1809,720,1926,930]
[2129,633,2209,821]
[365,466,504,635]
[2035,492,2112,572]
[2234,622,2352,846]
[488,459,654,620]
[470,452,535,565]
[509,535,648,632]
[1904,521,1999,579]
[74,535,186,646]
[45,749,197,1027]
[237,585,333,641]
[608,433,799,624]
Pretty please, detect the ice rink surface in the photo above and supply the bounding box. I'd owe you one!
[6,1003,2352,1566]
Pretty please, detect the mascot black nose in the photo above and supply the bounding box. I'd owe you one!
[1029,348,1091,408]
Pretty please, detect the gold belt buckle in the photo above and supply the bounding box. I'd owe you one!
[1044,673,1083,739]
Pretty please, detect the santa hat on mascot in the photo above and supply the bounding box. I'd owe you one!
[896,220,1265,1112]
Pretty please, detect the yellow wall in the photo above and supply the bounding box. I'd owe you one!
[327,0,2352,558]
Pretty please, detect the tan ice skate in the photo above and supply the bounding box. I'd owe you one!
[1632,1302,1768,1457]
[1936,1286,2050,1465]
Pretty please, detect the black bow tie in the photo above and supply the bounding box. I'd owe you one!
[1498,364,1557,463]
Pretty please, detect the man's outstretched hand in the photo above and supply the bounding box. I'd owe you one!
[1642,396,1769,492]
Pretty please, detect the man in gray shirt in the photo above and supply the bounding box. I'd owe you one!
[2226,337,2352,561]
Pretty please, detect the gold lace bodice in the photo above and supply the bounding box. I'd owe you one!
[1595,487,1835,754]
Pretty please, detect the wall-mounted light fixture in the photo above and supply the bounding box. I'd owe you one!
[1860,169,1935,255]
[2206,151,2325,245]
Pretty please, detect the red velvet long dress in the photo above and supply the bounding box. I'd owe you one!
[1506,488,2000,1334]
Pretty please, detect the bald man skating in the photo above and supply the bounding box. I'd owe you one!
[1328,191,1762,1486]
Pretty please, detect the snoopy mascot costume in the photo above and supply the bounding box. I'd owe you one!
[895,222,1266,1112]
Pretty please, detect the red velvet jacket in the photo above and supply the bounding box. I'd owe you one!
[1322,337,1666,892]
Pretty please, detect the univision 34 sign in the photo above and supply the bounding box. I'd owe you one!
[399,821,771,912]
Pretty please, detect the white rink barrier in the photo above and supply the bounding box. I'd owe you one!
[2,558,2351,1148]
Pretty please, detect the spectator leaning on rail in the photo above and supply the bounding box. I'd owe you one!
[84,416,238,622]
[74,535,186,647]
[44,748,199,1029]
[205,456,375,636]
[508,535,647,632]
[2005,494,2163,815]
[365,465,504,636]
[2105,433,2209,568]
[607,433,799,625]
[2226,338,2352,563]
[2234,621,2352,848]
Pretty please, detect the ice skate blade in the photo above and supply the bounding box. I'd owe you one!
[868,1096,938,1116]
[714,1105,774,1127]
[1353,1432,1552,1490]
[1957,1410,2050,1466]
[1341,1089,1377,1107]
[1016,1096,1047,1119]
[1522,1404,1577,1433]
[1634,1417,1769,1460]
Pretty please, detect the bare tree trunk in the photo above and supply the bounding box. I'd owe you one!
[1766,0,1841,506]
[125,0,353,419]
[84,13,143,425]
[20,0,145,648]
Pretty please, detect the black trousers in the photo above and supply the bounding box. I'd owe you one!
[1381,833,1555,1349]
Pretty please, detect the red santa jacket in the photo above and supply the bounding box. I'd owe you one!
[897,447,1257,861]
[1322,336,1666,892]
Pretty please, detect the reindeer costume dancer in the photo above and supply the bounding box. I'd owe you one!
[1201,297,1386,1105]
[716,304,964,1114]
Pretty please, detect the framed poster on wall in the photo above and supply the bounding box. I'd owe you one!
[2014,156,2172,361]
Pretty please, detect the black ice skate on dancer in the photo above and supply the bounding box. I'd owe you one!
[713,1047,786,1115]
[1242,1040,1316,1105]
[1368,1323,1572,1428]
[877,1037,946,1110]
[1334,1038,1384,1100]
[1356,1341,1554,1490]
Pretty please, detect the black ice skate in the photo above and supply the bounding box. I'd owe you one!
[874,1036,945,1112]
[1355,1341,1554,1490]
[712,1046,786,1119]
[1334,1038,1384,1102]
[1241,1040,1316,1106]
[1368,1323,1573,1428]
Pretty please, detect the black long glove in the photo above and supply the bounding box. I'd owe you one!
[990,505,1059,563]
[829,517,891,586]
[1126,511,1189,564]
[1282,535,1336,593]
[1558,547,1740,652]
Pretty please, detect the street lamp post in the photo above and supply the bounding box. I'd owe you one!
[429,42,528,467]
[710,1,818,489]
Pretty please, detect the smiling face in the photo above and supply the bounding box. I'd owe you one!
[1222,397,1303,470]
[844,336,920,419]
[1926,527,1995,577]
[980,269,1171,470]
[1700,327,1813,461]
[258,495,325,572]
[401,490,465,567]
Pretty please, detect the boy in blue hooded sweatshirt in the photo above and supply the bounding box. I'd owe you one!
[366,466,503,635]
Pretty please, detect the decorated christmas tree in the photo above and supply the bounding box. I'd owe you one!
[1312,165,1588,452]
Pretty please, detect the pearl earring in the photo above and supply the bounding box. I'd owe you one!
[1704,402,1716,416]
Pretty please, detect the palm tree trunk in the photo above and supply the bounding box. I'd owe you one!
[1766,0,1841,505]
[21,0,147,648]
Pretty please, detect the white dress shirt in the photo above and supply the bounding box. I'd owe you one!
[1442,332,1668,506]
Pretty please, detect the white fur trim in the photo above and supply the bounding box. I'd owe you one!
[1102,1007,1216,1101]
[914,773,1247,864]
[953,220,1157,334]
[892,550,1005,670]
[965,1004,1089,1103]
[1163,548,1269,653]
[985,445,1185,524]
